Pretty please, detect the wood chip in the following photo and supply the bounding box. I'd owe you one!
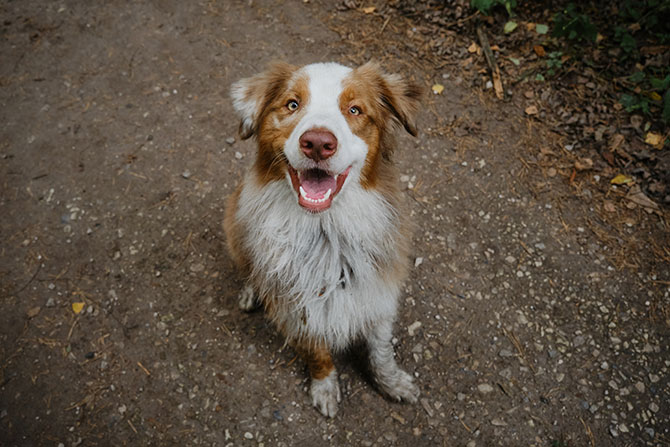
[420,398,434,417]
[390,411,406,424]
[525,105,538,115]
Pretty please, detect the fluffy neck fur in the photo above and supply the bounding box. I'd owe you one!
[236,170,406,347]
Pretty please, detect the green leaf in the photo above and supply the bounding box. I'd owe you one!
[650,75,670,91]
[629,71,645,83]
[471,0,495,14]
[508,57,520,66]
[535,73,546,81]
[620,93,640,112]
[504,21,518,33]
[535,24,549,34]
[620,33,637,53]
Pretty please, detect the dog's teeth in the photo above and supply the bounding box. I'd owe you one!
[299,187,332,204]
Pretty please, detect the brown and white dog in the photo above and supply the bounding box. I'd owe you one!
[224,61,421,417]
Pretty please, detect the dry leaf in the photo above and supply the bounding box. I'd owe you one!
[609,133,625,151]
[362,6,376,13]
[431,84,444,95]
[72,302,85,314]
[525,105,538,115]
[468,42,479,53]
[27,306,41,318]
[540,147,556,156]
[626,185,660,213]
[525,22,536,31]
[603,201,616,213]
[574,158,593,171]
[610,174,633,185]
[533,45,546,57]
[645,132,663,149]
[547,167,557,177]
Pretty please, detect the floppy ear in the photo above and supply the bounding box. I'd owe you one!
[230,62,297,140]
[358,62,422,137]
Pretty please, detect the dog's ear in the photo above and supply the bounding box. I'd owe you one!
[357,62,422,137]
[231,62,297,140]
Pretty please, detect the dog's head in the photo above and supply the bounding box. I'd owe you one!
[231,61,421,212]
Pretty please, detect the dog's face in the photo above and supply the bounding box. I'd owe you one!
[231,62,420,212]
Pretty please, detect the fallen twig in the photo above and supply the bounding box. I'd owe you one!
[476,26,504,99]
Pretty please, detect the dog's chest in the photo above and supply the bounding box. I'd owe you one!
[238,180,401,344]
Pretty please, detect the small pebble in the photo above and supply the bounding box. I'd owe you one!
[477,383,494,393]
[234,151,243,159]
[244,432,253,439]
[225,137,236,145]
[407,321,422,336]
[181,170,191,179]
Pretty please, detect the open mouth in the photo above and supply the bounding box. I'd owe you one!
[288,166,351,212]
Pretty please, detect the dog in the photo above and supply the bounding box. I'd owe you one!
[224,61,421,417]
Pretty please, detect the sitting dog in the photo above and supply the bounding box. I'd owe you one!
[224,61,421,417]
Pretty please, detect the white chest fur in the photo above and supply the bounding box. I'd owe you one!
[236,175,403,348]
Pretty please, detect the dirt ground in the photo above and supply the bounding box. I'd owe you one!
[1,1,668,446]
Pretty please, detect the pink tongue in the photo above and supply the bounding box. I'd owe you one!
[300,169,336,198]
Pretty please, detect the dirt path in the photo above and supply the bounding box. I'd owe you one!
[1,1,668,446]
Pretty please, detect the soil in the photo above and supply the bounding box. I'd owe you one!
[1,1,668,446]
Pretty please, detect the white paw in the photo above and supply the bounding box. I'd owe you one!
[377,368,419,403]
[310,372,341,418]
[238,285,259,311]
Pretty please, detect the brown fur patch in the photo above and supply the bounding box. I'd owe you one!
[340,63,421,189]
[253,72,310,186]
[223,184,252,277]
[296,339,335,380]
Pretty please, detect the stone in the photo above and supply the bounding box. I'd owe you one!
[478,383,494,393]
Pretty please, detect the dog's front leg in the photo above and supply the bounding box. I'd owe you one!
[297,340,341,417]
[237,284,260,311]
[367,319,419,403]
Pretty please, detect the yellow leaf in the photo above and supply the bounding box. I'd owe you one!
[650,92,662,101]
[610,174,633,185]
[431,84,444,95]
[645,132,663,148]
[362,6,375,14]
[468,42,479,53]
[72,302,85,314]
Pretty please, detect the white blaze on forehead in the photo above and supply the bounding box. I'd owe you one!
[284,62,368,176]
[302,63,352,113]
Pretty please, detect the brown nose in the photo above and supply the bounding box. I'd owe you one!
[299,129,338,161]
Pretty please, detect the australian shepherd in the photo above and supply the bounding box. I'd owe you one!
[224,61,421,417]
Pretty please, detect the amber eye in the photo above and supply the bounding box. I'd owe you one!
[349,106,361,116]
[287,100,299,111]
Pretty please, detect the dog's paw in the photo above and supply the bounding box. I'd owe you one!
[310,372,341,418]
[377,368,419,403]
[238,285,259,311]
